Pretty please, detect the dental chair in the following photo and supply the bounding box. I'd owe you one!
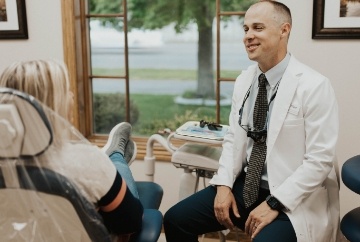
[0,88,163,242]
[132,180,163,242]
[340,155,360,242]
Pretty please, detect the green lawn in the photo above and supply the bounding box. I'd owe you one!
[130,94,231,136]
[93,68,236,136]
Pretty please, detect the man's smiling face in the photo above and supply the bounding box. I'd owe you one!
[243,2,288,72]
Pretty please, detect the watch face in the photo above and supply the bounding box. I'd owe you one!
[266,195,281,210]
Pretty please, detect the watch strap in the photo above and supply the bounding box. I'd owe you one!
[266,195,284,211]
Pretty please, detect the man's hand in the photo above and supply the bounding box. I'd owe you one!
[245,201,279,239]
[214,186,240,230]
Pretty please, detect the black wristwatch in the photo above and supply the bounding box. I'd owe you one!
[266,195,285,211]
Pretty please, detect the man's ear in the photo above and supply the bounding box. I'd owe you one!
[280,22,291,39]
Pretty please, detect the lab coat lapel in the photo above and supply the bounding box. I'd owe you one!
[266,57,302,157]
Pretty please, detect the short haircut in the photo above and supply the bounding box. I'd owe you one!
[259,0,292,25]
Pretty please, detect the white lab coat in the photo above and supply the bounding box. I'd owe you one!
[210,55,340,242]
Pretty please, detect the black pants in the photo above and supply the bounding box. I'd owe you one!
[164,174,297,242]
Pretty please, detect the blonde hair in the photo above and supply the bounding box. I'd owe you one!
[0,60,71,120]
[0,60,73,144]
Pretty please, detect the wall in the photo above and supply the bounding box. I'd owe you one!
[0,0,63,70]
[0,0,359,220]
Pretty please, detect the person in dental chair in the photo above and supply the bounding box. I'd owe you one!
[0,59,142,242]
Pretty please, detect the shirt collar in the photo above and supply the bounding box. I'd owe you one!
[256,53,291,88]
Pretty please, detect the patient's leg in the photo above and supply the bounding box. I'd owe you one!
[102,122,139,198]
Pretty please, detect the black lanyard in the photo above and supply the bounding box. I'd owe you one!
[238,79,281,118]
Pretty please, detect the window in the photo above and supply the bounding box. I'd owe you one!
[63,0,255,160]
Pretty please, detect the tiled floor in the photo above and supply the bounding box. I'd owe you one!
[157,233,236,242]
[158,231,351,241]
[157,233,166,242]
[157,232,246,242]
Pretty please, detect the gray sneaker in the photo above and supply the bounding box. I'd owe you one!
[102,122,132,157]
[124,139,137,165]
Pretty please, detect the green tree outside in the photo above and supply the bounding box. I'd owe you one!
[89,0,256,99]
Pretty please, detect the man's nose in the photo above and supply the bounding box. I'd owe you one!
[244,30,255,40]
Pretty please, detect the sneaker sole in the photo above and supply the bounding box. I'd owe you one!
[128,140,138,166]
[101,122,131,155]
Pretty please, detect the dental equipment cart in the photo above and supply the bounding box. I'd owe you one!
[144,121,237,241]
[171,121,228,200]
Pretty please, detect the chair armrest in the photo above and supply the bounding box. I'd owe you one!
[136,181,163,210]
[130,209,163,242]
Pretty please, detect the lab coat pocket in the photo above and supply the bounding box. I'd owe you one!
[283,102,303,126]
[283,118,303,126]
[275,117,305,166]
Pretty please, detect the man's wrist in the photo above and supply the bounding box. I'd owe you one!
[216,185,230,191]
[266,195,285,211]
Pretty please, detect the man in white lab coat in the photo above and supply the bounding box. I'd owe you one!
[164,1,340,241]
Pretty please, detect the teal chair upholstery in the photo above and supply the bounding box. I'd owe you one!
[340,155,360,242]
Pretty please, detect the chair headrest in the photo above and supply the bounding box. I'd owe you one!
[0,88,53,158]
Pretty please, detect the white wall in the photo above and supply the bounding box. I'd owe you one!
[0,0,359,219]
[0,0,63,71]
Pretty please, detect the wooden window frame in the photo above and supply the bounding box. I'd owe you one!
[61,0,246,162]
[215,0,246,121]
[60,0,172,161]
